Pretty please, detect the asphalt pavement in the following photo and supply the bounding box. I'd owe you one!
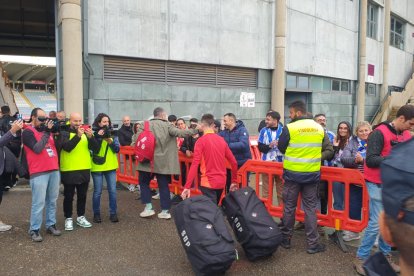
[0,184,360,276]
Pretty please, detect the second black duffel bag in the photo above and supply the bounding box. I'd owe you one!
[222,186,283,261]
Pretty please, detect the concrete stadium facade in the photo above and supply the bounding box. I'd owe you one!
[56,0,414,133]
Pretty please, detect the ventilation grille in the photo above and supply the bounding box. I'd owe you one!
[104,56,257,88]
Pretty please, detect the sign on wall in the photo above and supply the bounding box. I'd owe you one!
[240,92,255,107]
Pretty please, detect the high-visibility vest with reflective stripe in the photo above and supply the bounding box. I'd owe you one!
[283,119,324,173]
[60,132,92,172]
[91,139,118,172]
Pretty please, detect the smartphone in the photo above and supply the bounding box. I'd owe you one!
[80,124,91,130]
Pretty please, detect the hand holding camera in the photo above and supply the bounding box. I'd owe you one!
[10,119,23,134]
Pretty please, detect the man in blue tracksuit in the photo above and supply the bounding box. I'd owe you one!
[219,113,252,192]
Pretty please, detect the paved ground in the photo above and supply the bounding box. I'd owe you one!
[0,184,362,276]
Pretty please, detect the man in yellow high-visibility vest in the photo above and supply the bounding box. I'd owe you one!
[277,101,333,254]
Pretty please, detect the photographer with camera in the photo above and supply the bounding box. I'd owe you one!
[0,105,22,190]
[0,119,23,232]
[91,113,120,223]
[59,112,99,231]
[22,108,60,242]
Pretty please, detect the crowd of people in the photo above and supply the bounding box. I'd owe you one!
[0,103,414,275]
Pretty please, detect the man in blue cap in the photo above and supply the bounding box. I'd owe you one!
[362,137,414,276]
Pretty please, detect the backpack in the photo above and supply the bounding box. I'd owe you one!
[134,121,156,167]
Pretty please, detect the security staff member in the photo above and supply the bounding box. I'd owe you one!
[277,101,333,254]
[59,112,98,231]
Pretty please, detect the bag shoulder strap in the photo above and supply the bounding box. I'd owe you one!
[144,121,150,131]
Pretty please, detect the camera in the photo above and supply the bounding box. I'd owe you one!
[93,124,119,138]
[49,118,69,133]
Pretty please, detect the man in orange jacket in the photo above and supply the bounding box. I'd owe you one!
[181,114,238,204]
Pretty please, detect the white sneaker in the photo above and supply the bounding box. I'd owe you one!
[0,222,12,232]
[152,193,160,200]
[128,184,135,192]
[343,231,360,242]
[140,208,155,218]
[76,216,92,228]
[158,211,171,220]
[65,218,74,231]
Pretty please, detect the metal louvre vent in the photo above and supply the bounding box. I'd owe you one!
[217,66,257,88]
[104,56,257,88]
[104,57,165,83]
[166,62,216,86]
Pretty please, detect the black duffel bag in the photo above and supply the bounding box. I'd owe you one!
[222,186,283,261]
[173,195,236,276]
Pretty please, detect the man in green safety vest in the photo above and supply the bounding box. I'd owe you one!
[277,101,333,254]
[59,112,99,231]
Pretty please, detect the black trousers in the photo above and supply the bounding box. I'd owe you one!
[0,172,13,204]
[200,186,223,205]
[63,182,89,218]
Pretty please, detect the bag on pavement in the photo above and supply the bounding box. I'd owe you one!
[222,186,283,261]
[173,195,237,275]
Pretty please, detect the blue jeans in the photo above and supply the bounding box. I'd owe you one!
[333,181,344,210]
[29,170,60,231]
[357,181,391,259]
[139,171,171,210]
[92,170,117,215]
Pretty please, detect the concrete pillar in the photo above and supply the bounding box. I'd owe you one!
[271,0,286,123]
[357,0,367,122]
[58,0,83,118]
[381,0,390,100]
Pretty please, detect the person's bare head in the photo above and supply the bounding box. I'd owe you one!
[314,113,327,128]
[223,113,237,131]
[122,116,131,127]
[69,112,82,129]
[48,111,57,119]
[392,105,414,132]
[153,107,167,120]
[56,111,66,121]
[30,108,46,128]
[200,114,215,133]
[289,101,307,120]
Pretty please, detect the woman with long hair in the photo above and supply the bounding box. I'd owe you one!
[332,121,352,211]
[91,113,120,223]
[340,121,372,242]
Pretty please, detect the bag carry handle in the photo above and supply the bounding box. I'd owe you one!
[189,209,233,243]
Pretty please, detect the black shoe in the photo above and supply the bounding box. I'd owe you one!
[3,186,10,192]
[280,238,291,249]
[29,230,43,242]
[46,225,62,236]
[93,214,102,223]
[110,214,119,223]
[151,189,157,196]
[307,243,326,254]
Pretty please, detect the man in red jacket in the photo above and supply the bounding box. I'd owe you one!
[181,114,238,204]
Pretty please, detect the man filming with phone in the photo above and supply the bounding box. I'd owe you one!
[59,112,99,231]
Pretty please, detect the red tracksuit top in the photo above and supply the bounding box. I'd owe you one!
[184,130,238,190]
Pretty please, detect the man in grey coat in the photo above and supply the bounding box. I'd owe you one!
[131,107,199,219]
[0,120,23,231]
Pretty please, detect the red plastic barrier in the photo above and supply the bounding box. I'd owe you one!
[249,136,261,160]
[237,160,369,232]
[117,147,203,195]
